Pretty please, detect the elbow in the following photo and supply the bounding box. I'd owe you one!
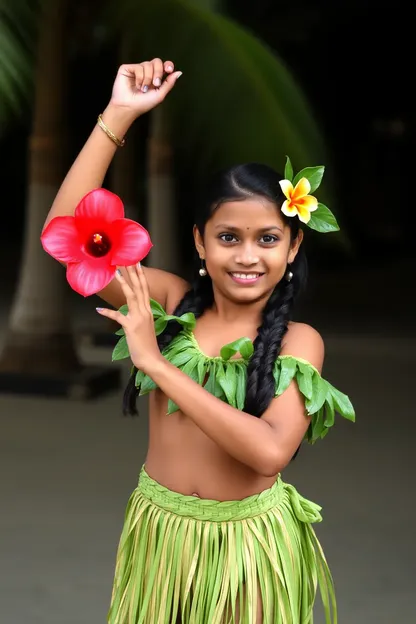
[255,446,286,478]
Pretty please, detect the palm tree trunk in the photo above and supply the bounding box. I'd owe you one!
[146,106,180,274]
[0,0,80,375]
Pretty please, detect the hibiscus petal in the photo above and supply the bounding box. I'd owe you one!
[75,188,124,223]
[298,195,318,212]
[110,219,153,265]
[279,179,294,200]
[296,205,312,224]
[66,260,115,297]
[281,200,298,218]
[292,177,311,201]
[41,216,83,262]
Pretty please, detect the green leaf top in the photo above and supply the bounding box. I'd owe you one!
[292,165,325,193]
[284,155,294,182]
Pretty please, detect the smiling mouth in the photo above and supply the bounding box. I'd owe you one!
[229,272,264,284]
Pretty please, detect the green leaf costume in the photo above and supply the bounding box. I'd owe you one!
[109,301,355,624]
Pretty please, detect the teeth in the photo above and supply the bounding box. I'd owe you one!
[231,273,260,280]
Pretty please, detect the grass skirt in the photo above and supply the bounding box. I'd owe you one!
[108,467,336,623]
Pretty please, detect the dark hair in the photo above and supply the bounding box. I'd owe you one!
[123,163,308,432]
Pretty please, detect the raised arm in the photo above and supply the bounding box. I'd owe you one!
[43,59,188,311]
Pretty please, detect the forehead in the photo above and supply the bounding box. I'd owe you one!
[208,197,286,230]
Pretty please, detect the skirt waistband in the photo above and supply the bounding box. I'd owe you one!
[138,466,286,522]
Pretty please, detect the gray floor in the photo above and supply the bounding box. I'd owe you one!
[1,291,415,623]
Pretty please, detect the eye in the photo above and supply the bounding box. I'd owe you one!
[219,233,238,243]
[259,234,279,244]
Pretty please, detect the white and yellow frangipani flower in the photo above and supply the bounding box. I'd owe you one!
[279,177,318,224]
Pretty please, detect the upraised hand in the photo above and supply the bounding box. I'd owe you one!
[110,59,182,117]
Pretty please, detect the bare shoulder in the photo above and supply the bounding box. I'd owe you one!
[97,266,190,312]
[281,322,325,373]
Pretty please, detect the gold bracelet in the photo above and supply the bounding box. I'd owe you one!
[97,114,125,147]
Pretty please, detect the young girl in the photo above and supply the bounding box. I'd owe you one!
[44,59,354,623]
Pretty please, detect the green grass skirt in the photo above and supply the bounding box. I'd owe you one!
[108,467,336,624]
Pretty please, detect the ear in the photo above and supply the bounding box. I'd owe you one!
[193,225,205,258]
[287,229,304,264]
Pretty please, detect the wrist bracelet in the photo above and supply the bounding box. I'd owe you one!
[97,114,125,148]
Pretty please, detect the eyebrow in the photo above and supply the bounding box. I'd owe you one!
[214,224,284,234]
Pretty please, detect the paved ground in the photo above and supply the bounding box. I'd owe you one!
[0,265,415,623]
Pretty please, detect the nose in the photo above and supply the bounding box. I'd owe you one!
[235,244,260,266]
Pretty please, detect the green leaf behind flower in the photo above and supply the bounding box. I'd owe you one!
[307,203,340,233]
[284,156,294,182]
[293,166,325,193]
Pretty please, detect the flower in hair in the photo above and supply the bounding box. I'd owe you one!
[279,177,318,224]
[41,188,152,297]
[280,156,340,233]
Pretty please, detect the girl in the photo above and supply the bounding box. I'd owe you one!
[44,59,354,623]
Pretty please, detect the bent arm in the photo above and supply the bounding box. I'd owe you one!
[145,324,324,477]
[43,104,135,230]
[43,104,189,310]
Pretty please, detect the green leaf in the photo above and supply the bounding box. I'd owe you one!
[234,363,247,410]
[284,156,293,182]
[307,203,340,233]
[310,408,326,442]
[154,317,168,336]
[220,337,253,361]
[135,370,145,388]
[150,298,166,318]
[293,166,325,192]
[112,336,130,361]
[161,312,196,330]
[323,394,335,428]
[329,386,355,422]
[115,328,125,336]
[296,362,313,400]
[217,363,237,405]
[118,304,129,316]
[167,399,180,414]
[139,374,157,395]
[169,350,195,367]
[274,357,297,395]
[305,375,328,415]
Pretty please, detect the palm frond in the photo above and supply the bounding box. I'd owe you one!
[118,0,328,179]
[0,0,40,129]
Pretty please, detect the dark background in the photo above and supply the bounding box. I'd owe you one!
[0,2,414,623]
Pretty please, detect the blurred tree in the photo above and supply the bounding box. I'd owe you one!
[0,0,330,396]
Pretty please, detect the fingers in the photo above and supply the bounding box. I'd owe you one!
[140,61,153,93]
[152,58,164,87]
[136,263,151,304]
[126,264,152,313]
[158,70,182,96]
[119,58,181,93]
[164,60,174,74]
[96,307,126,324]
[115,268,138,314]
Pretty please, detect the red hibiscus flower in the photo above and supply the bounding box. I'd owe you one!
[41,188,152,297]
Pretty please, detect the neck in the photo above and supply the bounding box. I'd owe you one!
[210,284,273,325]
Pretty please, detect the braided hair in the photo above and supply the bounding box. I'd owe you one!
[123,163,307,421]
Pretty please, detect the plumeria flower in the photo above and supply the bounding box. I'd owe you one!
[279,177,318,224]
[41,188,152,297]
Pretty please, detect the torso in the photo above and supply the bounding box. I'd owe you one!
[143,311,286,501]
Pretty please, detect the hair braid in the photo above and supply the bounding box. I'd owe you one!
[122,275,214,416]
[244,279,295,418]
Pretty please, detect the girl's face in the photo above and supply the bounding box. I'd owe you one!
[194,197,303,305]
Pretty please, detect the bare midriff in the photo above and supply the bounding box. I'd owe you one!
[144,388,277,502]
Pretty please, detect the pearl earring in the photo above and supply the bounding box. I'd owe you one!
[199,259,207,277]
[285,269,293,282]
